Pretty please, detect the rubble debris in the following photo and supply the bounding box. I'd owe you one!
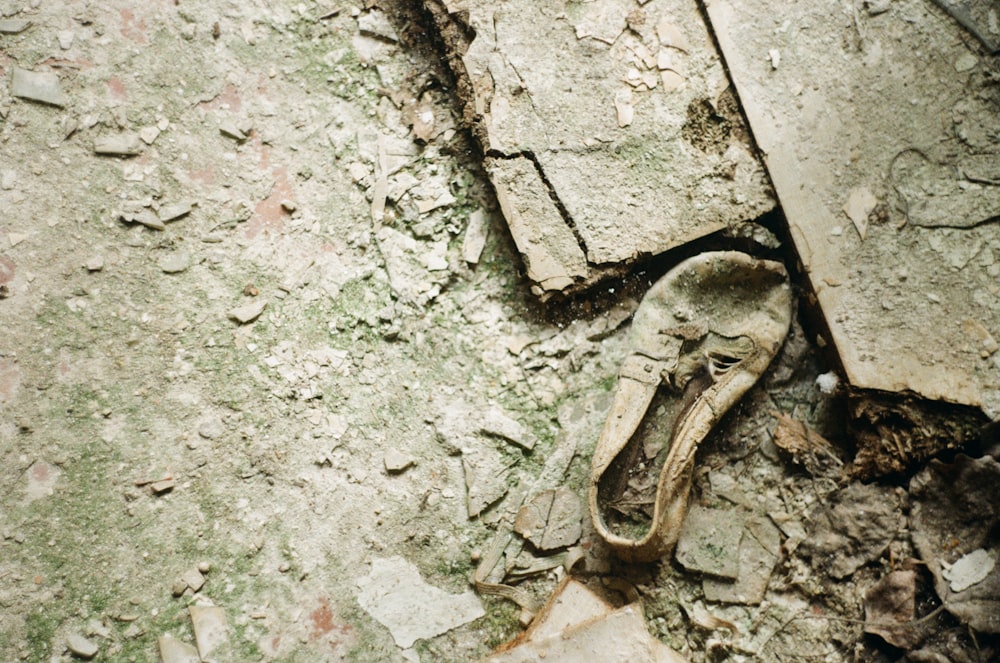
[66,633,98,659]
[0,18,31,34]
[189,604,229,660]
[800,481,904,579]
[11,67,66,106]
[219,118,248,141]
[461,208,489,265]
[482,578,687,663]
[513,488,582,551]
[84,256,104,272]
[848,395,987,479]
[158,252,190,274]
[462,445,512,518]
[842,186,877,240]
[910,454,1000,633]
[228,299,267,324]
[480,406,536,451]
[150,477,175,494]
[94,133,143,156]
[157,634,200,663]
[356,556,484,649]
[863,569,918,649]
[423,0,773,296]
[703,514,781,605]
[674,505,744,579]
[383,449,414,474]
[357,9,398,42]
[684,601,738,633]
[158,202,193,223]
[179,565,207,593]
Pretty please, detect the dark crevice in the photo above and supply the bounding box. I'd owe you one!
[485,148,593,267]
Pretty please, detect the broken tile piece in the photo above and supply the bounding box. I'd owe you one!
[675,505,744,579]
[66,633,98,659]
[461,445,510,518]
[11,67,66,106]
[484,602,686,663]
[356,556,484,649]
[228,299,267,324]
[514,488,582,551]
[189,604,229,660]
[158,635,200,663]
[94,133,142,156]
[703,514,781,605]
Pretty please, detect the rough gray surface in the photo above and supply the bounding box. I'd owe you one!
[707,0,1000,417]
[428,0,775,295]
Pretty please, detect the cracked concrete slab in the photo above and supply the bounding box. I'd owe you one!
[706,0,1000,419]
[424,0,775,296]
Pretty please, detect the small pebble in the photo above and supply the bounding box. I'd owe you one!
[66,633,98,659]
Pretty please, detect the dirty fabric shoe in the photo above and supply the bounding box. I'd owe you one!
[589,251,792,562]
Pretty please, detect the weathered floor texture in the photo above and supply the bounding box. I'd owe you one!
[0,0,998,661]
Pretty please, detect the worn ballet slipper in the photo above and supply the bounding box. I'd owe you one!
[589,251,792,562]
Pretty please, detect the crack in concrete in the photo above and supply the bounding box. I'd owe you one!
[486,148,592,266]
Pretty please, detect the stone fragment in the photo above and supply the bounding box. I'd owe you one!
[357,9,398,42]
[703,514,781,605]
[228,299,267,324]
[514,488,583,551]
[180,566,206,593]
[197,417,225,440]
[11,67,66,106]
[138,126,160,144]
[150,478,175,494]
[84,256,104,272]
[480,406,535,451]
[461,445,510,518]
[356,556,484,649]
[120,208,165,230]
[94,133,142,156]
[461,208,489,265]
[158,635,200,663]
[158,202,192,223]
[57,29,73,49]
[675,505,745,579]
[383,449,414,474]
[0,18,31,33]
[171,579,188,597]
[66,633,98,659]
[189,604,229,660]
[842,186,877,240]
[219,118,247,141]
[158,252,190,274]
